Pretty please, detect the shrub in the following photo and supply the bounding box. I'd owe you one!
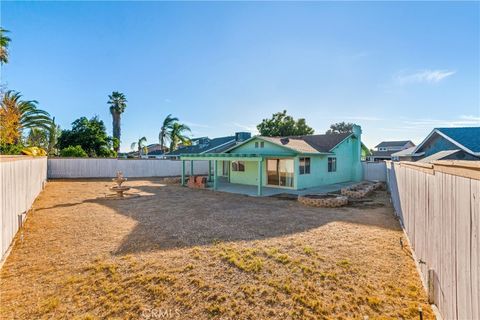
[98,146,116,158]
[0,143,24,155]
[60,145,88,157]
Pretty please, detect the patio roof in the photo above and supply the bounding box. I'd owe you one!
[180,152,296,161]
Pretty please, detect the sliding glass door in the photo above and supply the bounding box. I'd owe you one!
[267,159,294,188]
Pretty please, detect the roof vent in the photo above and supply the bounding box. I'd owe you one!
[280,138,289,145]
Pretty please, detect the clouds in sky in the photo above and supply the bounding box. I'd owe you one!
[232,122,259,134]
[395,69,456,85]
[401,115,480,127]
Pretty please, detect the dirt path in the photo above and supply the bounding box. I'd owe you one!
[0,179,433,319]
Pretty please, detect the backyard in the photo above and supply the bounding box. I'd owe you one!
[0,179,433,319]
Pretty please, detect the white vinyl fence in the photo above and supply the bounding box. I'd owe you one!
[47,158,208,178]
[387,160,480,320]
[362,161,387,181]
[0,156,47,260]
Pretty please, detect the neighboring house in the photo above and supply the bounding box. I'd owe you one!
[165,132,252,159]
[391,146,417,161]
[395,127,480,163]
[368,140,416,162]
[361,143,371,161]
[180,125,363,195]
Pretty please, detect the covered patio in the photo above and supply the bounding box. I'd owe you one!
[212,179,355,197]
[180,153,295,196]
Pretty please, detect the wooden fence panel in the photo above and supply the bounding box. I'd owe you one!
[362,161,387,181]
[470,179,480,319]
[387,160,480,320]
[0,157,47,260]
[455,176,472,319]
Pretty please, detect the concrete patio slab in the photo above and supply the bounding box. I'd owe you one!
[207,180,357,197]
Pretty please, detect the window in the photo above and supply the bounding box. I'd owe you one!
[255,142,259,148]
[260,141,264,148]
[328,157,337,172]
[299,157,310,174]
[232,161,245,172]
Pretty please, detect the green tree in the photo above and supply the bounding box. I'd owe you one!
[158,114,178,152]
[0,27,11,64]
[0,90,51,145]
[58,116,115,157]
[60,145,88,157]
[169,122,191,151]
[325,122,355,134]
[107,91,127,152]
[26,128,48,149]
[131,136,148,157]
[256,110,314,137]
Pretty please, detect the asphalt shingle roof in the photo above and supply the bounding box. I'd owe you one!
[260,132,352,154]
[167,136,236,156]
[391,146,416,157]
[436,127,480,153]
[417,149,461,163]
[375,140,413,148]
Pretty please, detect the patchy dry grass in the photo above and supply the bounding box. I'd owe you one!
[0,179,434,319]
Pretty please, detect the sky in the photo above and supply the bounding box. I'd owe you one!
[1,1,479,152]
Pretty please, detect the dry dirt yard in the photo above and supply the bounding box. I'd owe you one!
[0,179,433,319]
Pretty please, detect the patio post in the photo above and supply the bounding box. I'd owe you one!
[257,159,263,196]
[190,160,194,177]
[181,160,185,186]
[208,160,212,182]
[213,160,218,190]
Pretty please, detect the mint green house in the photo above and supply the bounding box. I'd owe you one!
[180,125,363,196]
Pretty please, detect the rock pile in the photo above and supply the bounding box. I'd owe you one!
[298,194,348,208]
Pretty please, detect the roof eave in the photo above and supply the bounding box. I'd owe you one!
[328,133,354,152]
[415,129,478,156]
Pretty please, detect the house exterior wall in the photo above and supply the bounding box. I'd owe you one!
[417,134,464,158]
[228,138,295,188]
[296,135,361,189]
[229,160,262,186]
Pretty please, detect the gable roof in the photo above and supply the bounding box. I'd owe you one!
[375,140,413,148]
[417,149,461,163]
[414,127,480,156]
[391,146,417,157]
[228,132,353,154]
[436,127,480,153]
[167,136,236,156]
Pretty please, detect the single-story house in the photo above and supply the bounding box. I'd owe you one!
[367,140,416,162]
[180,125,363,196]
[393,127,480,162]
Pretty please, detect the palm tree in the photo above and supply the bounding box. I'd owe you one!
[26,127,48,148]
[107,91,127,152]
[47,117,61,155]
[0,27,11,64]
[131,136,147,157]
[169,122,191,151]
[158,114,178,152]
[0,90,51,145]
